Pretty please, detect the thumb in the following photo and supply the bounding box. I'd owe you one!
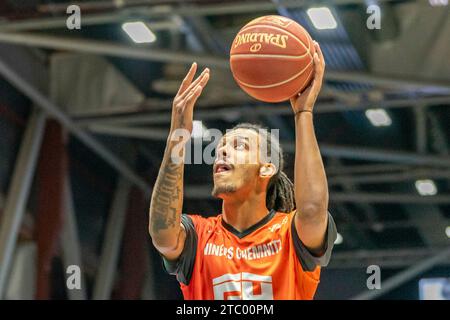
[290,95,298,106]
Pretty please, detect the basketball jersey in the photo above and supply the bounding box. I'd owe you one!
[163,210,337,300]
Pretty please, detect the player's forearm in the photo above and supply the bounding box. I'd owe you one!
[294,112,328,220]
[149,139,185,250]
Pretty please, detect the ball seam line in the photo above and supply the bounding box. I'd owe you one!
[234,60,313,89]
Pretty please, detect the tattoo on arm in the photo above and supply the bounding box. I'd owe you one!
[150,155,184,235]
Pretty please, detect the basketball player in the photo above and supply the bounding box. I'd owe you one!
[149,41,337,300]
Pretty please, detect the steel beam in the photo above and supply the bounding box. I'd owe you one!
[0,32,228,68]
[1,32,450,90]
[334,203,378,250]
[406,205,450,247]
[415,106,427,154]
[326,70,450,91]
[182,185,450,204]
[328,159,377,240]
[86,124,450,168]
[0,17,180,32]
[351,247,450,300]
[61,174,87,300]
[33,0,417,19]
[88,124,169,141]
[93,178,131,300]
[0,109,46,298]
[328,169,450,186]
[0,46,150,193]
[116,187,148,299]
[4,242,37,299]
[429,112,450,155]
[75,95,450,127]
[330,192,450,204]
[337,219,446,231]
[35,120,66,299]
[312,144,450,168]
[329,247,450,269]
[405,107,449,249]
[326,164,411,175]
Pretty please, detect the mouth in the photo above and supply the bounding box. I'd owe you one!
[214,161,233,175]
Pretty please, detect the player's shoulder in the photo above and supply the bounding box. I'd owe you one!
[267,210,295,232]
[183,213,221,228]
[273,210,293,221]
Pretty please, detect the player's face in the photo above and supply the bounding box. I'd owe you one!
[212,129,262,199]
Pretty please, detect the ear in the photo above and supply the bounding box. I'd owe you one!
[259,163,277,178]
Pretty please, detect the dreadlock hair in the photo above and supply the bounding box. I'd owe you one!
[230,123,296,213]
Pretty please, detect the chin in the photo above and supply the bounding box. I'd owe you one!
[211,183,237,198]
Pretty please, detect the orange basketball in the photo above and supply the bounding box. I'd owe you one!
[230,15,316,103]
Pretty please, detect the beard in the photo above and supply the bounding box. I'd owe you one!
[211,183,237,198]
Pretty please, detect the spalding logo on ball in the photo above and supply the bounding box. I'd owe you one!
[230,15,316,103]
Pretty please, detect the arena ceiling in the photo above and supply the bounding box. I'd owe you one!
[0,0,449,299]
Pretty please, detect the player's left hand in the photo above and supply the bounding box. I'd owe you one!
[290,41,325,114]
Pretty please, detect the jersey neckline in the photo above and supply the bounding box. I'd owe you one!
[220,209,276,239]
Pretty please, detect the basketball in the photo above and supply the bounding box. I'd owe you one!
[230,15,316,103]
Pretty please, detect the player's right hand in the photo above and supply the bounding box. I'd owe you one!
[170,62,210,137]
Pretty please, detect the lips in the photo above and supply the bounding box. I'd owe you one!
[214,161,233,174]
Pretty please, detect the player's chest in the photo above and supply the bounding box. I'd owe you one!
[198,228,287,270]
[195,230,288,300]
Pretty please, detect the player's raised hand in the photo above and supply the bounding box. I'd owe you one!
[170,62,210,135]
[290,41,325,114]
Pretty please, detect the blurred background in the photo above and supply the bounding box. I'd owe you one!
[0,0,449,300]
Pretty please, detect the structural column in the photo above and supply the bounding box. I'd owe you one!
[115,187,149,299]
[35,120,66,299]
[0,109,46,298]
[93,177,131,299]
[61,172,87,300]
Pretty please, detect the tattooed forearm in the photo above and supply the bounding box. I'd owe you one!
[150,149,184,238]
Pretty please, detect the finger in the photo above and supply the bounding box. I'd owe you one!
[312,52,324,85]
[291,74,314,101]
[290,96,297,105]
[313,41,325,66]
[178,68,209,101]
[185,85,204,110]
[183,88,197,109]
[198,71,210,88]
[296,83,313,100]
[177,62,197,96]
[178,69,209,101]
[183,75,208,108]
[181,86,202,122]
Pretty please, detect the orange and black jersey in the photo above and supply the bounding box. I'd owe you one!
[163,210,337,300]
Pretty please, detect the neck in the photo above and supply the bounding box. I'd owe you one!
[221,191,270,232]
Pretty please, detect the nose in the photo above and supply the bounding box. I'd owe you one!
[216,143,230,161]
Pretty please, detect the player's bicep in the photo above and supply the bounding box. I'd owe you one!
[291,211,337,272]
[160,214,198,285]
[160,225,187,261]
[294,210,329,255]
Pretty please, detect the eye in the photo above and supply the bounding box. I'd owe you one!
[234,140,246,151]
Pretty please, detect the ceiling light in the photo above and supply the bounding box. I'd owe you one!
[307,7,338,30]
[334,233,343,245]
[429,0,448,7]
[415,179,438,196]
[445,226,450,238]
[122,21,156,43]
[365,108,392,127]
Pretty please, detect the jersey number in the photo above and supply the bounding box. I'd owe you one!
[212,272,273,300]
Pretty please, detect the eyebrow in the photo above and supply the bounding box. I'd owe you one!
[221,136,250,143]
[218,136,248,148]
[235,136,250,142]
